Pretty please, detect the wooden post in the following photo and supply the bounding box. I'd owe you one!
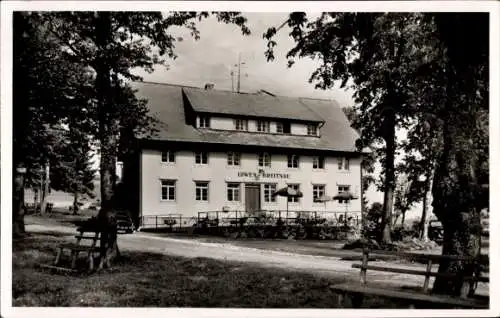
[54,247,63,265]
[71,251,78,268]
[360,249,369,284]
[423,259,433,293]
[89,253,94,271]
[155,216,158,229]
[236,210,238,228]
[337,293,345,308]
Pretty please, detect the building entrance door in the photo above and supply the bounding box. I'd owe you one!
[245,184,261,213]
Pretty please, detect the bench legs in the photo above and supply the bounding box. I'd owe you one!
[71,251,78,269]
[336,292,364,308]
[351,293,364,308]
[337,293,346,308]
[55,248,96,272]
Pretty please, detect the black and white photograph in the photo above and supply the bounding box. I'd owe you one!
[1,1,498,317]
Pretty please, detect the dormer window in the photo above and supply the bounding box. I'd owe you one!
[307,124,318,136]
[276,122,284,134]
[257,120,270,133]
[199,116,210,128]
[234,119,248,131]
[273,121,291,134]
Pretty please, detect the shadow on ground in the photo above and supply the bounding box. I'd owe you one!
[12,231,416,308]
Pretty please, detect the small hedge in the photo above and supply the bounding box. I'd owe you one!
[193,224,361,241]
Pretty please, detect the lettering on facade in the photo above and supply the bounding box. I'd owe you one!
[237,169,289,180]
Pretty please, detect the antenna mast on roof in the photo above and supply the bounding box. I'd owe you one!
[231,52,247,93]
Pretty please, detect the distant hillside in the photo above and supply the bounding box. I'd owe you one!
[24,177,101,209]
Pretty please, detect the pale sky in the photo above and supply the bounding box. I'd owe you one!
[132,13,354,105]
[130,12,425,220]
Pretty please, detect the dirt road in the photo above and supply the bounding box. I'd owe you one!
[26,222,356,276]
[23,220,489,295]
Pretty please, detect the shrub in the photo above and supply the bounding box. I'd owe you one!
[391,224,419,242]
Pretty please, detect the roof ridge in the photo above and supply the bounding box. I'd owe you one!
[299,96,334,102]
[137,80,200,89]
[136,81,334,102]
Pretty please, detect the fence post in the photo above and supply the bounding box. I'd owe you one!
[236,210,238,228]
[155,216,158,229]
[360,249,369,284]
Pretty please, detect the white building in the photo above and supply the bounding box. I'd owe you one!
[122,82,365,228]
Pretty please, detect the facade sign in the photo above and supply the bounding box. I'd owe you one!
[237,169,289,179]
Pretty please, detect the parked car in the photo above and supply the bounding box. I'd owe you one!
[428,220,443,244]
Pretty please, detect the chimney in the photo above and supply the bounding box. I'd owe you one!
[204,83,215,90]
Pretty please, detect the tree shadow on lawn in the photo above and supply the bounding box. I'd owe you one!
[12,234,409,308]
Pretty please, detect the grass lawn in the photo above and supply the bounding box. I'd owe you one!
[12,230,407,308]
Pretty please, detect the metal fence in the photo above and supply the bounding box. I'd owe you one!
[197,210,362,227]
[139,210,362,231]
[140,214,198,230]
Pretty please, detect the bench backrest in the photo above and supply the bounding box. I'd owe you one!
[357,249,488,297]
[75,230,100,248]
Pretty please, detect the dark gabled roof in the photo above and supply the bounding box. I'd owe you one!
[183,87,325,123]
[132,81,362,153]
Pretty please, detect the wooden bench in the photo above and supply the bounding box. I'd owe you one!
[330,249,489,309]
[53,229,101,271]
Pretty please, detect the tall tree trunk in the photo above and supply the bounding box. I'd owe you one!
[380,110,396,245]
[13,166,27,237]
[431,119,483,296]
[40,160,50,214]
[392,214,399,227]
[34,188,39,211]
[73,191,79,215]
[420,167,435,240]
[401,211,406,226]
[94,11,119,269]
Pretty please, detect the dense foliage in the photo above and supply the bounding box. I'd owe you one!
[264,12,488,295]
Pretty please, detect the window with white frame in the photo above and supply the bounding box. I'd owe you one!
[307,124,318,136]
[313,185,325,202]
[256,120,270,133]
[161,151,175,163]
[276,122,284,134]
[287,184,300,203]
[227,152,241,166]
[199,116,210,128]
[195,151,208,164]
[195,182,209,201]
[337,185,350,204]
[287,154,299,168]
[263,184,277,203]
[234,119,248,131]
[258,153,271,167]
[313,156,325,169]
[227,183,240,201]
[161,180,176,201]
[338,157,350,171]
